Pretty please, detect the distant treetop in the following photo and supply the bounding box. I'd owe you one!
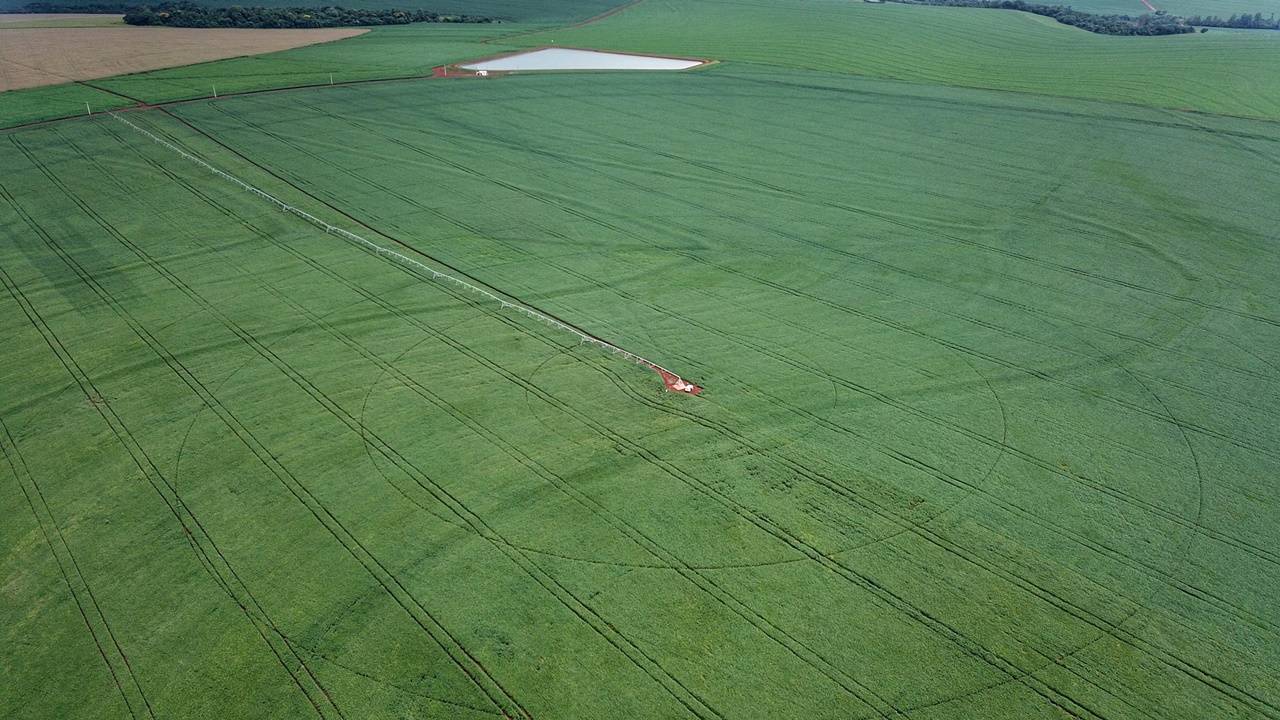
[21,1,500,26]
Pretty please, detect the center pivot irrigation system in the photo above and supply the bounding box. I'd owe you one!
[109,112,703,395]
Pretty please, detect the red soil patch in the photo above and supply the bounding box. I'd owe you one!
[654,367,703,395]
[431,64,494,79]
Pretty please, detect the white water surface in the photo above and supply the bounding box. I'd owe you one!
[461,48,702,72]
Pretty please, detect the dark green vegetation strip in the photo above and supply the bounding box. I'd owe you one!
[2,0,624,20]
[120,3,497,28]
[1064,0,1280,17]
[19,1,133,9]
[888,0,1279,32]
[3,65,1279,717]
[1183,11,1280,28]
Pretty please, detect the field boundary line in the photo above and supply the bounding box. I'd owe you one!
[108,111,697,391]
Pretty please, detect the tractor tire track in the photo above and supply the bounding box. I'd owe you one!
[503,92,1278,412]
[267,95,1280,458]
[420,90,1280,407]
[667,342,1266,643]
[235,110,1280,590]
[109,124,905,719]
[0,412,149,720]
[124,129,1106,720]
[295,96,948,387]
[294,644,504,718]
[655,295,1243,709]
[157,105,1269,712]
[30,122,729,720]
[581,348,1280,720]
[2,170,347,720]
[88,126,733,720]
[124,110,1280,719]
[9,135,516,720]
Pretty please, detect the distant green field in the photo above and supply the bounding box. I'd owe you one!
[517,0,1280,118]
[3,66,1279,718]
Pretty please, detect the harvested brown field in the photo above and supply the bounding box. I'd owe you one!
[0,26,367,91]
[0,13,122,27]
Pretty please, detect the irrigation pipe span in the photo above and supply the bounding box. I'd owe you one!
[109,112,696,389]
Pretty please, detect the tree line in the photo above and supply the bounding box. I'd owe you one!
[121,2,494,27]
[24,1,137,11]
[1184,11,1279,29]
[889,0,1196,34]
[21,2,498,27]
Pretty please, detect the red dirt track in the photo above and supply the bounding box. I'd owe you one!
[655,367,703,395]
